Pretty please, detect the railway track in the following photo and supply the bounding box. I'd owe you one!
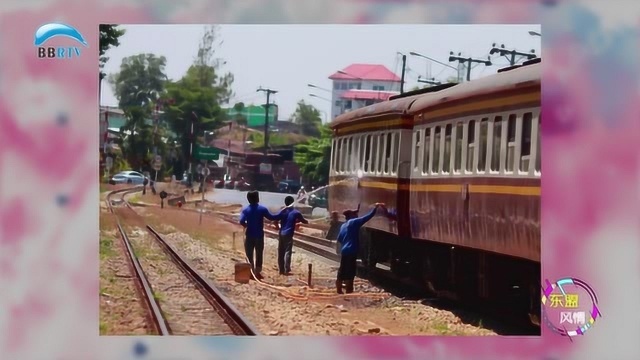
[122,190,537,334]
[104,187,259,336]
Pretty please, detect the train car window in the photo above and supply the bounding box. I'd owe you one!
[454,123,463,172]
[393,132,400,174]
[335,138,341,172]
[520,113,533,172]
[535,115,541,173]
[466,120,476,172]
[478,119,488,172]
[490,116,503,172]
[506,114,517,172]
[357,135,365,173]
[413,130,421,172]
[443,124,452,173]
[348,137,355,173]
[432,126,441,174]
[422,128,431,174]
[331,139,337,173]
[385,133,392,174]
[363,135,371,172]
[371,135,379,173]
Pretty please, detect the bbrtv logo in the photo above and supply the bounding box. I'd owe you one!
[34,23,87,59]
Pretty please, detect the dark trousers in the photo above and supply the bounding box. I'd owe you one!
[244,236,264,274]
[278,234,294,273]
[337,253,358,282]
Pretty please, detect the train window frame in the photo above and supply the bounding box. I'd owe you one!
[454,122,463,173]
[465,120,477,173]
[384,132,393,175]
[506,114,517,173]
[370,134,377,174]
[489,115,503,174]
[477,118,489,173]
[365,134,372,173]
[330,138,336,174]
[519,112,533,174]
[412,130,421,173]
[421,127,431,176]
[432,126,441,175]
[443,123,452,174]
[392,132,400,175]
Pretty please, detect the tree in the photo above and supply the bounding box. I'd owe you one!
[294,124,332,185]
[99,25,126,80]
[108,53,169,170]
[164,26,234,176]
[291,100,322,137]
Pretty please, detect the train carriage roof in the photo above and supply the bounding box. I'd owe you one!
[408,61,540,116]
[330,93,423,129]
[330,60,540,129]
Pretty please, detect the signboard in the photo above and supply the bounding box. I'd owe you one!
[194,145,220,161]
[259,163,272,175]
[152,155,162,171]
[105,156,113,170]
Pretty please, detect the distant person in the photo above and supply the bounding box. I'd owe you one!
[274,196,308,275]
[239,190,279,280]
[335,203,386,294]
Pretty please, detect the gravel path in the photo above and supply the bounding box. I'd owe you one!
[99,213,148,335]
[122,224,235,335]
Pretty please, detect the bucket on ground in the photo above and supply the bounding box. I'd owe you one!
[234,262,252,283]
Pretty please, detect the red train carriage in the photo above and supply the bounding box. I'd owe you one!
[329,59,541,325]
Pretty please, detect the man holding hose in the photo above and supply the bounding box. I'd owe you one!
[336,203,386,294]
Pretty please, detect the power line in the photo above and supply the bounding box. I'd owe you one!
[489,43,537,66]
[448,52,492,82]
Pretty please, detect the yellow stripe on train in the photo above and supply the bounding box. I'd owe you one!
[330,181,540,196]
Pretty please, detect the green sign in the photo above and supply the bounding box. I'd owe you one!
[227,104,278,128]
[194,145,220,160]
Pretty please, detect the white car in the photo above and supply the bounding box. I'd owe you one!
[110,171,149,185]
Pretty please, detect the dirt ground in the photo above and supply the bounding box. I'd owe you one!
[133,205,495,336]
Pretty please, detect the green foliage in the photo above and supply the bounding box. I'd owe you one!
[108,53,169,171]
[233,102,247,126]
[291,100,322,137]
[294,124,332,185]
[99,25,125,79]
[164,26,234,172]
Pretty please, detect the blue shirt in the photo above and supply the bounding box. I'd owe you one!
[239,204,278,238]
[336,208,377,256]
[275,208,307,236]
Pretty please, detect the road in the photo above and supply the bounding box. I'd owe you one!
[206,189,328,217]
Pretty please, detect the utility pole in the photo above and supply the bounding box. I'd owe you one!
[489,43,537,66]
[448,52,492,82]
[400,54,406,94]
[257,87,277,156]
[188,111,196,190]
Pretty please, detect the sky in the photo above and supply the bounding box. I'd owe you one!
[100,24,541,122]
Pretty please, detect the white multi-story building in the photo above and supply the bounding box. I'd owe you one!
[328,64,401,119]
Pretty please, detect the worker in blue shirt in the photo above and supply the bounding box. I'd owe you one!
[239,190,279,280]
[336,203,385,294]
[273,196,308,275]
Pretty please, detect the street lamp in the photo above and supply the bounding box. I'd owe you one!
[309,93,331,102]
[307,83,332,93]
[528,31,542,37]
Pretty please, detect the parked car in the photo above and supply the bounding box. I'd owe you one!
[109,171,149,185]
[277,180,301,194]
[308,192,328,209]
